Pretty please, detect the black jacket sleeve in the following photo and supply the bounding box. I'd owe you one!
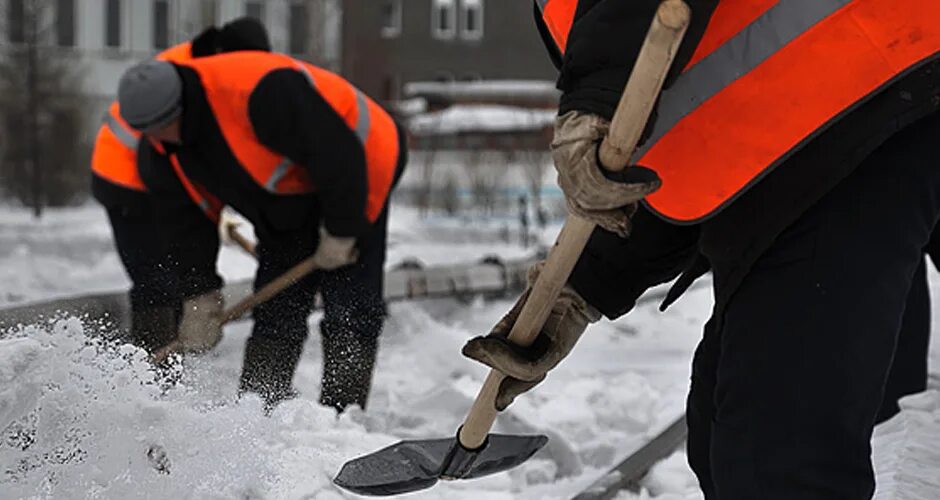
[536,0,718,119]
[569,205,700,319]
[137,140,222,299]
[248,69,370,238]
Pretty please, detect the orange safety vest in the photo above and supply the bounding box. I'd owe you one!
[90,42,221,222]
[91,100,144,190]
[539,0,940,223]
[179,52,401,223]
[537,0,578,55]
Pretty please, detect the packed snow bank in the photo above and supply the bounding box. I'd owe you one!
[0,286,710,500]
[0,204,537,308]
[0,205,258,308]
[0,206,127,306]
[0,318,283,499]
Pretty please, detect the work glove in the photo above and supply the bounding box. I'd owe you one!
[175,289,225,352]
[218,208,244,242]
[462,263,601,411]
[552,110,662,237]
[312,226,358,270]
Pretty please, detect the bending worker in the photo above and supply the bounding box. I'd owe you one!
[116,50,407,413]
[463,1,940,498]
[91,18,270,352]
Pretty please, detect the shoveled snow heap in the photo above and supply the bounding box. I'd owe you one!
[0,291,707,500]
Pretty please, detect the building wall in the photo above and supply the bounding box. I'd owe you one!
[342,0,556,103]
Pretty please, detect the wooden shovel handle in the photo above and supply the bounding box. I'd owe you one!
[458,0,691,450]
[598,0,692,171]
[152,252,320,363]
[226,222,258,257]
[220,254,319,324]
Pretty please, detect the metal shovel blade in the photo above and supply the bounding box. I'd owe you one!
[333,433,548,496]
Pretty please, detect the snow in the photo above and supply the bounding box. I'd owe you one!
[409,105,557,136]
[870,391,940,499]
[0,202,938,499]
[403,80,560,99]
[387,98,429,117]
[0,205,127,307]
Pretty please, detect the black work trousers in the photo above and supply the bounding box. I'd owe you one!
[252,206,388,343]
[107,205,182,351]
[687,112,940,500]
[246,206,388,386]
[106,206,180,310]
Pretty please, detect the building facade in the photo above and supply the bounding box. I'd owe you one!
[342,0,557,103]
[0,0,340,127]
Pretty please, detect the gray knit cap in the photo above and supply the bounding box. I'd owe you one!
[117,60,183,132]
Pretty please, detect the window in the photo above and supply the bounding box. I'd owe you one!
[153,0,170,49]
[245,1,265,22]
[56,0,75,47]
[380,0,402,38]
[105,0,121,48]
[460,0,483,40]
[289,3,308,54]
[431,0,456,40]
[8,0,24,43]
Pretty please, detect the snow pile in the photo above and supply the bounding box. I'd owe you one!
[0,292,707,500]
[0,317,285,498]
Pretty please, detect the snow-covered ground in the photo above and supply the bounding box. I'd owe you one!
[0,203,938,499]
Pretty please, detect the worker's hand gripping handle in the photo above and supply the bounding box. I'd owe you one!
[457,0,692,450]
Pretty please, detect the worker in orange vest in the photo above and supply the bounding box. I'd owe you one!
[115,51,406,413]
[91,18,270,353]
[463,1,940,497]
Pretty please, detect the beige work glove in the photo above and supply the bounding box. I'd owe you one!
[312,226,358,270]
[553,111,662,237]
[175,289,225,352]
[462,263,601,411]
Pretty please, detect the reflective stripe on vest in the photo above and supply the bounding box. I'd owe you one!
[293,62,372,146]
[103,110,139,150]
[91,102,146,191]
[182,52,400,222]
[536,0,577,54]
[265,63,375,192]
[632,0,940,223]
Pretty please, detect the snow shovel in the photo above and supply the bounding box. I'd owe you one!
[151,250,322,363]
[333,1,691,495]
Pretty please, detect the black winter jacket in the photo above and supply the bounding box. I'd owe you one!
[537,1,940,318]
